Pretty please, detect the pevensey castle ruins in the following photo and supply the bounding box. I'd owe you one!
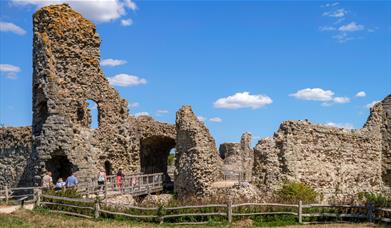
[0,4,390,202]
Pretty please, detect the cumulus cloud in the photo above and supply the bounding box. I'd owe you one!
[0,64,21,79]
[0,22,26,35]
[323,8,347,18]
[197,116,206,122]
[290,88,334,101]
[366,100,380,109]
[101,58,127,67]
[107,74,147,87]
[209,117,222,123]
[128,102,139,108]
[338,22,364,32]
[291,88,351,105]
[321,2,339,8]
[333,96,350,104]
[214,92,272,109]
[12,0,137,23]
[324,122,354,129]
[135,112,149,117]
[121,18,133,26]
[355,91,366,97]
[319,26,336,31]
[157,110,169,114]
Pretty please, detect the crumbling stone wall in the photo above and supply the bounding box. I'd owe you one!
[31,4,175,185]
[175,105,223,198]
[219,132,254,181]
[380,95,391,187]
[253,96,390,202]
[0,127,33,187]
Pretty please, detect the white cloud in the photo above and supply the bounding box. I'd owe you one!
[338,22,364,32]
[157,110,169,114]
[366,100,380,109]
[101,58,127,67]
[333,96,350,104]
[0,64,21,79]
[197,116,206,122]
[12,0,137,23]
[319,26,336,32]
[128,102,139,108]
[324,122,354,129]
[355,91,366,97]
[323,8,347,18]
[121,18,133,26]
[322,2,339,8]
[135,112,149,117]
[209,117,222,123]
[107,74,147,87]
[290,88,334,101]
[0,22,26,35]
[214,92,272,109]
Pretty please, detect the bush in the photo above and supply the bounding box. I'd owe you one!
[167,154,175,166]
[357,192,390,208]
[275,181,318,204]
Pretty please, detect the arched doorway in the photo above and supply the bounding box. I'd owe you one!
[46,155,76,183]
[140,136,175,182]
[104,161,113,175]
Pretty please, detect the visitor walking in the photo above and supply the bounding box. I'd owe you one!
[42,171,53,190]
[66,172,78,188]
[54,178,66,190]
[116,168,124,192]
[98,171,106,192]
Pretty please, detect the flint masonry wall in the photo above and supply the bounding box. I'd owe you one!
[219,132,254,181]
[31,4,175,185]
[0,127,33,187]
[253,96,390,202]
[175,105,223,199]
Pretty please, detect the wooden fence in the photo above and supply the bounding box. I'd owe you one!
[77,173,164,197]
[33,191,391,225]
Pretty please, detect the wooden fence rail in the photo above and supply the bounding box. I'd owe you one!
[32,192,391,225]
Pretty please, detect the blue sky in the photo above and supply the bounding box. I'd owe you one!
[1,0,390,146]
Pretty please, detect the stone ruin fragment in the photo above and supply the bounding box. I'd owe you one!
[174,105,223,199]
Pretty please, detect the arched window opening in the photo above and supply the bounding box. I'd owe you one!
[87,99,99,129]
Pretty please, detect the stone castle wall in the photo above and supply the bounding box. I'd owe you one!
[0,127,33,187]
[30,4,175,185]
[219,132,254,181]
[175,105,223,199]
[253,97,390,202]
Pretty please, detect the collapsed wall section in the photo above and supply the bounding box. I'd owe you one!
[253,97,389,202]
[219,132,254,181]
[0,127,33,187]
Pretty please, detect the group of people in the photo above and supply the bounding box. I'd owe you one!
[97,168,125,191]
[41,171,78,191]
[41,168,128,192]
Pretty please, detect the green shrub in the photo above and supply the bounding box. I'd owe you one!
[167,154,175,166]
[357,192,390,208]
[275,181,318,204]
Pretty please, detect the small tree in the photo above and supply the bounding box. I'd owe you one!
[276,181,318,203]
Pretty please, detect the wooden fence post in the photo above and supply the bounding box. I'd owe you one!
[367,203,374,223]
[95,197,100,219]
[227,199,233,223]
[34,189,42,208]
[298,200,303,224]
[104,180,107,200]
[5,186,9,205]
